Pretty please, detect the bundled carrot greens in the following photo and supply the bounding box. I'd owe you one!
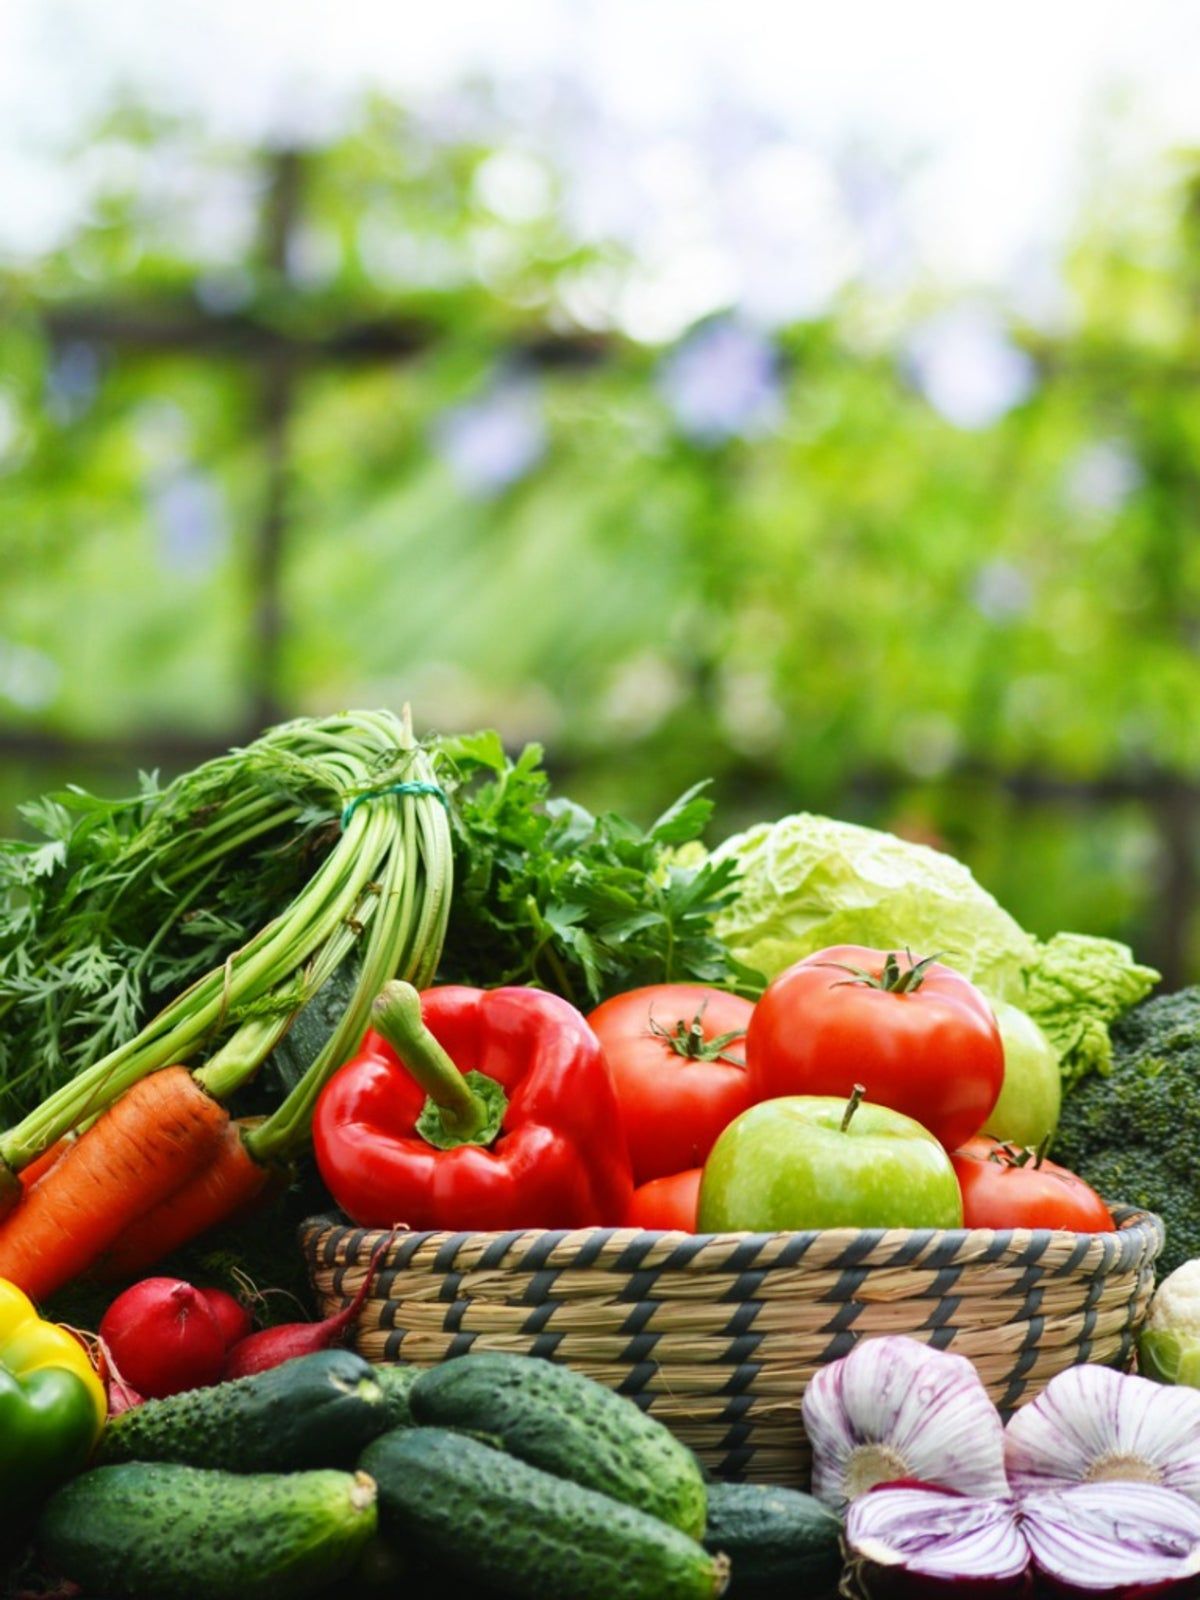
[0,710,454,1164]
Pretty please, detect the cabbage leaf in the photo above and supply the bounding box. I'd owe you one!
[714,813,1158,1090]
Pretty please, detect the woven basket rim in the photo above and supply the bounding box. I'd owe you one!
[299,1203,1163,1275]
[301,1204,1162,1480]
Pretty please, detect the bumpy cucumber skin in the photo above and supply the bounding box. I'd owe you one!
[702,1481,842,1596]
[409,1351,707,1538]
[361,1426,727,1600]
[373,1363,418,1430]
[38,1463,377,1600]
[96,1349,386,1471]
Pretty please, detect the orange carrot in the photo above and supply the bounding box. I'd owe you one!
[0,1167,18,1223]
[19,1134,75,1190]
[0,1067,229,1303]
[95,1118,278,1280]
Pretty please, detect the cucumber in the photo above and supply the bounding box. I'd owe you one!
[410,1351,707,1537]
[38,1463,376,1600]
[96,1349,388,1472]
[350,1535,508,1600]
[374,1362,418,1430]
[361,1426,728,1600]
[702,1481,842,1596]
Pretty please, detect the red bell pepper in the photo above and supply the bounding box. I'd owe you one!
[313,981,634,1231]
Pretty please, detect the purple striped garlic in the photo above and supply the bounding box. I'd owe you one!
[1005,1364,1200,1504]
[801,1334,1010,1514]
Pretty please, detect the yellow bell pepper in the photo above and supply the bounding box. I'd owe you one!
[0,1277,105,1433]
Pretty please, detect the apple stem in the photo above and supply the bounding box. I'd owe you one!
[841,1083,867,1133]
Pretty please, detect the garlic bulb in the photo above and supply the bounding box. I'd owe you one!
[802,1334,1010,1513]
[1005,1364,1200,1503]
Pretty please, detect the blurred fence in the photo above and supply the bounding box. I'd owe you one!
[3,128,1200,985]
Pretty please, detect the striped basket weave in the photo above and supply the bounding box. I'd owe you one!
[300,1205,1163,1487]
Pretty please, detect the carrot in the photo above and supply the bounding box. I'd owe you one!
[19,1134,75,1190]
[95,1118,278,1281]
[0,1167,18,1223]
[0,1067,229,1303]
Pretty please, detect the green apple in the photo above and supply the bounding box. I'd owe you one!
[982,1000,1061,1149]
[697,1090,963,1232]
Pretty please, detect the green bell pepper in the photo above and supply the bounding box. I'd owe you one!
[0,1278,105,1520]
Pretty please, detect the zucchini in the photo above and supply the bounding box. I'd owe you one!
[38,1463,376,1600]
[96,1349,387,1472]
[702,1481,842,1596]
[410,1351,706,1537]
[361,1426,728,1600]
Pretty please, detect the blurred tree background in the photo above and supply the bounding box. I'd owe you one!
[3,24,1200,984]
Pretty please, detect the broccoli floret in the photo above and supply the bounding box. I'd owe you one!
[1054,987,1200,1276]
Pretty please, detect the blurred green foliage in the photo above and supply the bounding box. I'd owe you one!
[1,102,1199,979]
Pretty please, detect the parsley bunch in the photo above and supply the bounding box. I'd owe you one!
[436,731,756,1006]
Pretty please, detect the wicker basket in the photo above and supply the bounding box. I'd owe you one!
[301,1206,1163,1487]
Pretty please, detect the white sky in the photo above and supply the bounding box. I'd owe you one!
[1,0,1199,332]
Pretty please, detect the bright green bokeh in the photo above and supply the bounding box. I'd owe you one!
[2,105,1199,978]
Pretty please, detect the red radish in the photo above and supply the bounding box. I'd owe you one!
[200,1287,253,1349]
[223,1240,389,1380]
[97,1336,144,1417]
[99,1277,226,1399]
[106,1375,144,1417]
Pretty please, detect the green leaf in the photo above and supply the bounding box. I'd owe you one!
[438,728,509,775]
[435,733,743,1003]
[648,782,715,845]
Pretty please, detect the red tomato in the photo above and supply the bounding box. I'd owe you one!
[624,1169,702,1232]
[587,984,755,1184]
[746,945,1003,1151]
[952,1136,1114,1232]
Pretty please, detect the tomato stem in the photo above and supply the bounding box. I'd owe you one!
[646,1005,747,1068]
[815,948,945,995]
[840,1083,867,1133]
[987,1135,1052,1171]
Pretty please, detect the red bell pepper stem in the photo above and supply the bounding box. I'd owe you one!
[372,981,491,1143]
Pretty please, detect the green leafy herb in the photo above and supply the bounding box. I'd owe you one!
[434,731,755,1006]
